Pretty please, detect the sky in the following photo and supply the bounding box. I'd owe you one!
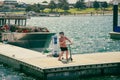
[0,0,112,4]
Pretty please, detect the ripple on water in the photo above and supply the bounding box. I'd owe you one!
[1,16,120,80]
[0,64,35,80]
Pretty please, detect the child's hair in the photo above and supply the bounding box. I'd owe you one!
[59,32,64,35]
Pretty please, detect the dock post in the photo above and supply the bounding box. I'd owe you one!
[24,19,27,26]
[18,19,20,26]
[2,19,4,25]
[43,72,47,80]
[0,19,1,26]
[8,19,10,25]
[15,19,17,25]
[4,19,7,24]
[113,0,118,32]
[1,19,3,26]
[21,19,23,26]
[101,68,104,75]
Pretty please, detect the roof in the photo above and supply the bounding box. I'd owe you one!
[4,0,17,2]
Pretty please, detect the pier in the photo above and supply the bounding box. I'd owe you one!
[0,43,119,80]
[0,14,27,26]
[109,0,120,39]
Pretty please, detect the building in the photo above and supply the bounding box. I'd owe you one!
[109,0,120,4]
[86,0,94,8]
[85,1,108,8]
[4,0,18,5]
[2,0,18,12]
[0,1,4,6]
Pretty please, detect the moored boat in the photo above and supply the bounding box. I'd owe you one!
[0,14,55,52]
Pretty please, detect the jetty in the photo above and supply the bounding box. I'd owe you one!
[0,14,27,26]
[0,43,119,80]
[109,0,120,39]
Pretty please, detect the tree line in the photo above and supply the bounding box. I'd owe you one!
[26,0,109,13]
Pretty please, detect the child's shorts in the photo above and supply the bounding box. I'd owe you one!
[60,47,68,51]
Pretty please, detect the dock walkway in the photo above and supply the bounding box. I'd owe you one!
[0,43,120,80]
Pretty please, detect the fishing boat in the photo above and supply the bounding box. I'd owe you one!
[0,14,55,51]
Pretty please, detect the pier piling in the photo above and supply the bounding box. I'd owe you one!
[0,14,27,26]
[113,1,118,32]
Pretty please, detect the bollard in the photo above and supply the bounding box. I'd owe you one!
[113,0,118,32]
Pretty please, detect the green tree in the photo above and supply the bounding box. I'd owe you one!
[25,3,45,13]
[32,4,40,13]
[40,5,45,12]
[36,4,45,12]
[58,0,69,8]
[26,4,39,13]
[101,2,108,9]
[42,1,48,3]
[57,3,63,8]
[26,5,32,12]
[48,1,56,12]
[58,0,68,4]
[93,1,100,10]
[75,0,86,9]
[62,4,69,11]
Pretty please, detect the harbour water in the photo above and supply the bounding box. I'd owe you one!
[0,15,120,80]
[27,15,120,54]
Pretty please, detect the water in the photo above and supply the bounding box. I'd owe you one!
[0,15,120,80]
[0,64,35,80]
[27,15,120,54]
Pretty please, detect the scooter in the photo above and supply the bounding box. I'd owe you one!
[61,44,73,64]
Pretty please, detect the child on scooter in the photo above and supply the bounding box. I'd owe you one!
[58,32,72,61]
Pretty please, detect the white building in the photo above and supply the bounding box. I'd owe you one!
[86,0,94,8]
[109,0,120,4]
[4,0,18,5]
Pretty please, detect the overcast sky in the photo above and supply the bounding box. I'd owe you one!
[0,0,112,4]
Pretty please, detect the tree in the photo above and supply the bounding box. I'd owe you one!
[36,4,45,12]
[101,2,108,9]
[62,4,69,11]
[75,0,86,9]
[57,2,63,9]
[42,1,48,3]
[32,4,40,13]
[93,1,100,10]
[26,5,32,12]
[58,0,68,4]
[40,5,45,12]
[57,0,69,8]
[48,1,56,12]
[25,4,41,13]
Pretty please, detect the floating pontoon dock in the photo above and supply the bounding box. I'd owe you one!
[0,43,119,80]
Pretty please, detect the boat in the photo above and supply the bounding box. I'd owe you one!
[39,13,60,17]
[0,14,55,52]
[27,12,60,17]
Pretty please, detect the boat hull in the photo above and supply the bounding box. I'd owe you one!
[2,32,55,51]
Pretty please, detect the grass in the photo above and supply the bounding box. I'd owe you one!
[43,8,114,14]
[6,11,26,14]
[68,8,97,14]
[8,7,117,15]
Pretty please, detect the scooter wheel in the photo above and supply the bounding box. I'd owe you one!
[70,58,73,61]
[62,57,64,60]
